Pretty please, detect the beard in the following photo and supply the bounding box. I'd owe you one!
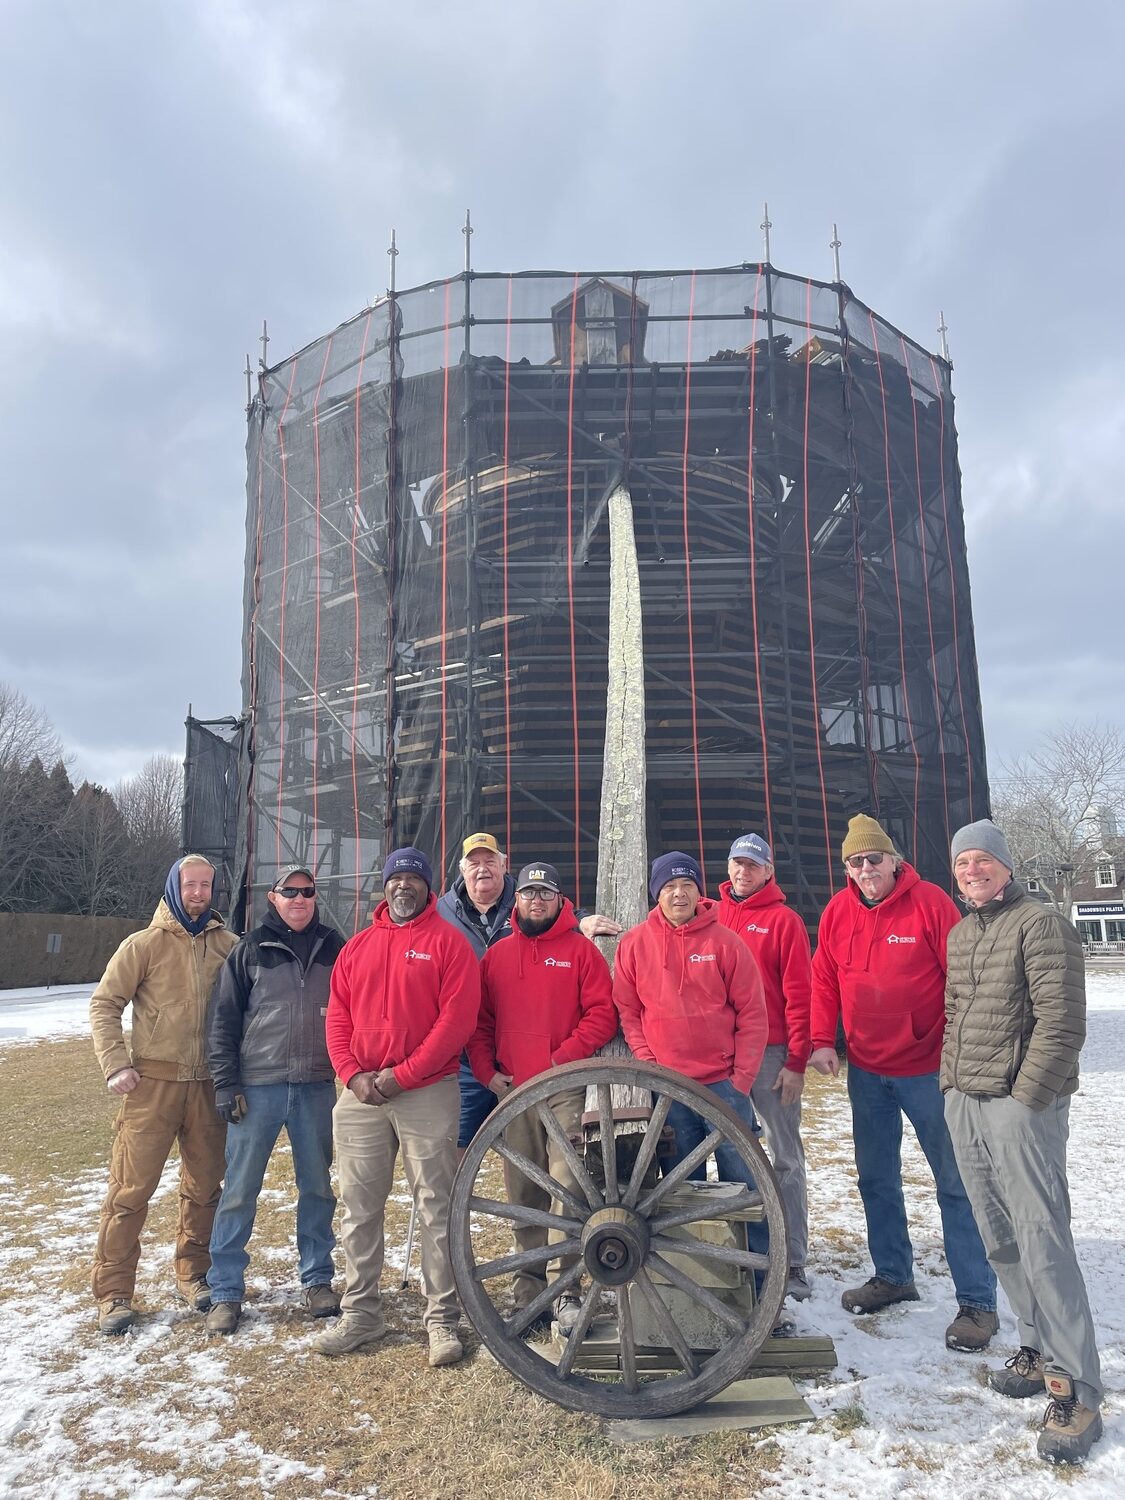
[518,908,560,937]
[388,889,425,923]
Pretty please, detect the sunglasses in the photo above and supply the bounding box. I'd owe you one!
[845,853,886,871]
[277,884,316,899]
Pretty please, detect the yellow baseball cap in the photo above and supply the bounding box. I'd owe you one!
[462,832,500,856]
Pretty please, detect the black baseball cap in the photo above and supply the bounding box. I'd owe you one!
[515,862,562,894]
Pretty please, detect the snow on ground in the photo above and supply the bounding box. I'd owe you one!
[0,974,1123,1497]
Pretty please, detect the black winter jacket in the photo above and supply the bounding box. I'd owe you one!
[435,874,517,959]
[206,907,346,1089]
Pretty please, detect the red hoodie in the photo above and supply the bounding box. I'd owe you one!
[810,863,960,1076]
[326,894,480,1091]
[613,899,768,1094]
[717,879,812,1073]
[467,898,617,1088]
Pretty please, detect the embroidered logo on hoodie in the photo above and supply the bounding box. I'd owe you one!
[542,957,572,968]
[404,949,432,960]
[885,935,916,944]
[689,952,717,963]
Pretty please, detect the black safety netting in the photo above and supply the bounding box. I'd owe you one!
[232,266,988,935]
[183,715,244,920]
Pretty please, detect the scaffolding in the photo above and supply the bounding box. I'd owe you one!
[219,264,988,936]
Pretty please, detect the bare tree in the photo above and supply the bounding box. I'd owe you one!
[991,721,1125,914]
[60,783,130,916]
[114,754,184,914]
[0,683,67,907]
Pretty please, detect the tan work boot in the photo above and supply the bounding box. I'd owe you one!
[301,1284,341,1318]
[945,1305,999,1352]
[176,1276,211,1312]
[1037,1370,1104,1465]
[97,1298,135,1335]
[988,1345,1045,1399]
[427,1327,463,1368]
[313,1312,387,1357]
[205,1301,241,1335]
[841,1276,919,1315]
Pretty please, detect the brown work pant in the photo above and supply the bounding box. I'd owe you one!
[334,1077,460,1333]
[504,1087,585,1309]
[92,1075,226,1302]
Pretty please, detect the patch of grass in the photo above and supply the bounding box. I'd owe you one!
[831,1401,867,1434]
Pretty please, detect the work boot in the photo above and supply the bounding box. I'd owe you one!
[313,1312,387,1357]
[428,1327,463,1368]
[205,1301,241,1336]
[1037,1370,1104,1465]
[301,1284,341,1318]
[787,1266,811,1301]
[554,1294,583,1336]
[945,1305,999,1352]
[841,1276,919,1315]
[176,1276,211,1312]
[988,1346,1046,1399]
[97,1299,135,1335]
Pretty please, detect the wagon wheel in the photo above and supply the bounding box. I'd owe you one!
[450,1057,788,1417]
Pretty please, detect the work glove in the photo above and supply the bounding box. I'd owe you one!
[215,1087,248,1124]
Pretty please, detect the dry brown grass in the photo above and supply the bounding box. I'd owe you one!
[0,1036,796,1499]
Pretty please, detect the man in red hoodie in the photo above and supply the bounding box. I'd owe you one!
[614,851,770,1257]
[315,847,480,1368]
[468,862,617,1334]
[718,833,813,1301]
[809,814,997,1352]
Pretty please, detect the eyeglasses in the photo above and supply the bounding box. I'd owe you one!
[845,853,886,870]
[518,887,558,901]
[278,885,315,899]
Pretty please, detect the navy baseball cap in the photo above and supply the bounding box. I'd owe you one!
[729,834,772,866]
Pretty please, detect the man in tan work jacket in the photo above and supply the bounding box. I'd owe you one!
[89,854,237,1334]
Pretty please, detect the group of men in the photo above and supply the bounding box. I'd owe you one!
[87,812,1102,1464]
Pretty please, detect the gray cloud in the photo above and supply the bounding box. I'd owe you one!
[1,0,1122,783]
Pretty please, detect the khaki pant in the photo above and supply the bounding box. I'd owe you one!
[334,1077,460,1333]
[504,1087,585,1309]
[92,1076,226,1302]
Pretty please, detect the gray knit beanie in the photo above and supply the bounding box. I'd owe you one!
[950,819,1014,871]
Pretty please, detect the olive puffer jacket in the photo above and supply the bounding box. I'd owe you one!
[90,899,238,1082]
[941,881,1086,1110]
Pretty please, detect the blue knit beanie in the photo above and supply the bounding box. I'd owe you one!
[649,851,704,902]
[382,847,433,891]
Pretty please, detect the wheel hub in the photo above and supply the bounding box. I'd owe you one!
[581,1205,649,1286]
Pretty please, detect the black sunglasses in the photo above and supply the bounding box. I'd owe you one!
[278,884,315,899]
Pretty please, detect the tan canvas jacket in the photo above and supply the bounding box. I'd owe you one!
[90,899,238,1082]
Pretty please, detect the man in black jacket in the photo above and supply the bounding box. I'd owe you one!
[203,865,346,1333]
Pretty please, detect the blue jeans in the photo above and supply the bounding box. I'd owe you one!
[664,1078,770,1260]
[207,1081,337,1304]
[457,1053,497,1148]
[847,1063,995,1311]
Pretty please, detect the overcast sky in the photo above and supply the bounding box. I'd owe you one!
[2,0,1122,788]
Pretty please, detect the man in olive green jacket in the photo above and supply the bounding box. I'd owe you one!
[943,819,1102,1467]
[89,854,237,1334]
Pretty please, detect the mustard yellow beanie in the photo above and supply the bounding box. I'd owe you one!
[841,814,895,863]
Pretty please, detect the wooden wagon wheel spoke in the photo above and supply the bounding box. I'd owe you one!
[473,1237,583,1282]
[595,1082,618,1204]
[491,1138,591,1220]
[649,1233,771,1274]
[620,1092,671,1209]
[632,1265,700,1377]
[646,1251,749,1335]
[451,1058,789,1418]
[504,1260,584,1338]
[553,1287,603,1381]
[616,1282,639,1392]
[533,1100,604,1209]
[468,1194,580,1236]
[650,1197,763,1234]
[634,1127,725,1215]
